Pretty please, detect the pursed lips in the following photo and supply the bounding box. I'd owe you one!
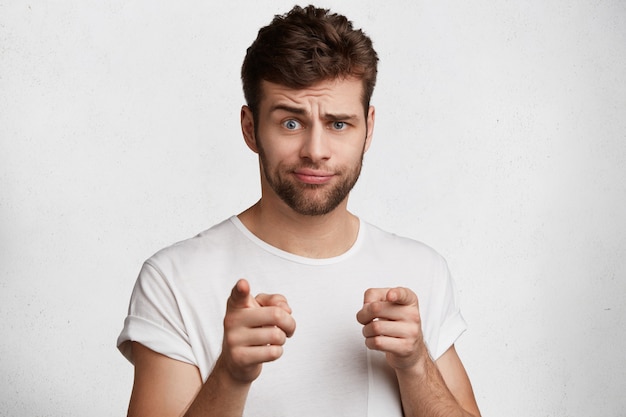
[293,168,335,185]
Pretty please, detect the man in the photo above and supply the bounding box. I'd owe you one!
[118,5,481,417]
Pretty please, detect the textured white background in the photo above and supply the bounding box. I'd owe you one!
[1,1,625,416]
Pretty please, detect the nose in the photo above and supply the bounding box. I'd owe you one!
[300,122,331,162]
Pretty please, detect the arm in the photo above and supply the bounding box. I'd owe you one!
[356,287,480,417]
[394,344,480,417]
[128,343,256,417]
[127,342,202,417]
[127,279,296,417]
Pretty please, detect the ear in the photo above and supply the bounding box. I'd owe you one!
[241,105,259,153]
[364,105,375,153]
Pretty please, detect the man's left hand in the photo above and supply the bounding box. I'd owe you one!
[356,287,430,371]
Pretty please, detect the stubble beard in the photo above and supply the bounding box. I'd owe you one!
[257,140,365,216]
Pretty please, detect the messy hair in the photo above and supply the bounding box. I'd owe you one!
[241,5,378,118]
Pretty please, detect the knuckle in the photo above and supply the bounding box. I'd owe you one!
[371,336,386,350]
[224,332,238,348]
[230,346,248,366]
[270,294,286,304]
[410,323,421,338]
[269,327,286,345]
[266,345,283,361]
[370,320,383,335]
[270,306,284,322]
[412,311,422,326]
[223,314,238,330]
[369,302,383,316]
[365,335,383,350]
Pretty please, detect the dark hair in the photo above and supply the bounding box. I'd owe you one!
[241,5,378,118]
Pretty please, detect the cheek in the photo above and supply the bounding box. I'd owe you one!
[259,142,297,169]
[341,141,367,162]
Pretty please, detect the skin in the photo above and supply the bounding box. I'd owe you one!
[238,78,374,258]
[126,78,480,417]
[357,287,481,416]
[128,279,295,417]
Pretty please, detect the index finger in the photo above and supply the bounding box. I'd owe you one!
[227,278,258,309]
[256,293,292,314]
[363,288,390,304]
[386,287,418,306]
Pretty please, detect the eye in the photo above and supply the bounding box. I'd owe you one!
[332,121,347,130]
[283,119,302,130]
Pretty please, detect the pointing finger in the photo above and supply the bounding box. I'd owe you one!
[386,287,418,306]
[228,279,257,309]
[363,288,390,304]
[256,293,292,314]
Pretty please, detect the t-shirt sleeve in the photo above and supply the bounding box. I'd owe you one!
[117,260,196,366]
[429,257,467,360]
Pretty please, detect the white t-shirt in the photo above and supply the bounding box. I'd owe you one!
[118,216,467,417]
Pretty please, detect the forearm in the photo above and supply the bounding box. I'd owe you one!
[395,357,478,417]
[183,358,251,417]
[182,280,295,417]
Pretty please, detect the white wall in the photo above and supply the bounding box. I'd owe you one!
[1,1,625,416]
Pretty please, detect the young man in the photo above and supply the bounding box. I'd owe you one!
[118,5,481,417]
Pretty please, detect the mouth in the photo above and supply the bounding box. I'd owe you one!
[293,168,335,185]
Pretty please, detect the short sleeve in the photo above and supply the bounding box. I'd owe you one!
[428,258,467,360]
[117,261,196,366]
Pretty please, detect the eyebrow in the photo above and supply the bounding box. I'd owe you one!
[270,104,306,115]
[270,104,359,121]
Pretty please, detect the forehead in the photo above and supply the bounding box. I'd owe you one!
[259,78,364,112]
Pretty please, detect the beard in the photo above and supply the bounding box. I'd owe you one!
[257,140,365,216]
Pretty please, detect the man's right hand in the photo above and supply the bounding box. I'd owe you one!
[217,278,296,383]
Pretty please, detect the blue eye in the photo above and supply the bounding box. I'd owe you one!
[283,119,301,130]
[332,121,346,130]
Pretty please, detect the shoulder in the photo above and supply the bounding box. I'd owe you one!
[144,216,240,274]
[355,220,455,304]
[361,220,447,266]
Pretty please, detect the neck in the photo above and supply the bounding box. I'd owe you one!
[237,199,360,259]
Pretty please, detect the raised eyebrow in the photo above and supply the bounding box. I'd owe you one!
[270,104,307,115]
[269,105,357,122]
[323,113,359,122]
